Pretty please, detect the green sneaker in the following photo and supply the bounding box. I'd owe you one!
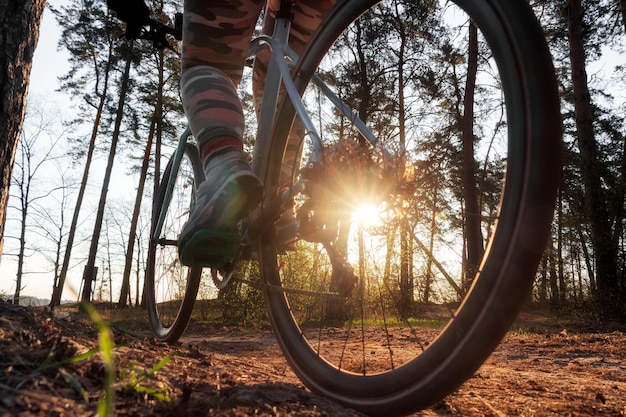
[178,156,262,268]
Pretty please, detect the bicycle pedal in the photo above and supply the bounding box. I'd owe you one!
[179,229,240,268]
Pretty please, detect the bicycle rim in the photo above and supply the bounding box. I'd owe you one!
[258,0,561,415]
[146,143,204,342]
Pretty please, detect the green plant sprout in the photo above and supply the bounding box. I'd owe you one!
[120,356,172,401]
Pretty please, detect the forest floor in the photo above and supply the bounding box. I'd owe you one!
[0,301,625,417]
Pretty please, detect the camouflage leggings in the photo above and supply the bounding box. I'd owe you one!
[181,0,335,179]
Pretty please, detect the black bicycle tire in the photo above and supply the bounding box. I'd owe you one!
[146,143,204,343]
[257,0,561,415]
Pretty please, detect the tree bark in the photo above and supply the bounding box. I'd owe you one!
[0,0,46,260]
[461,22,484,289]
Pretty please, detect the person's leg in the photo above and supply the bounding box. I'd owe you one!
[182,0,265,163]
[178,0,265,267]
[252,0,335,187]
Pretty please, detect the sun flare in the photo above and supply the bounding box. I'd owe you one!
[352,203,383,227]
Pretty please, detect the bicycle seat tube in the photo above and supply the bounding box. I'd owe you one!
[249,2,324,178]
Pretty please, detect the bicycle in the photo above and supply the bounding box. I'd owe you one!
[137,1,561,415]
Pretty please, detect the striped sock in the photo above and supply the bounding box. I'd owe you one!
[204,150,245,181]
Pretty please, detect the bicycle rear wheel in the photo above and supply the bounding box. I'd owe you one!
[258,0,561,415]
[146,142,205,342]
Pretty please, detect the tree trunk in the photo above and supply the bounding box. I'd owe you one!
[412,230,463,298]
[118,117,155,306]
[577,227,595,293]
[50,37,115,307]
[619,0,626,33]
[0,0,46,260]
[424,181,439,303]
[548,242,559,306]
[539,255,548,302]
[141,70,164,309]
[393,10,412,317]
[383,223,396,289]
[557,189,566,303]
[119,47,166,307]
[14,187,27,304]
[81,41,134,305]
[567,0,621,320]
[13,140,31,304]
[461,21,484,289]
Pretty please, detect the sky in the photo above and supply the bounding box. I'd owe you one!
[0,0,137,302]
[29,0,71,98]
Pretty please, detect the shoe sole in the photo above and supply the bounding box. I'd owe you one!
[179,228,241,268]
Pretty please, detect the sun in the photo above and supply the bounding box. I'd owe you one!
[352,203,383,227]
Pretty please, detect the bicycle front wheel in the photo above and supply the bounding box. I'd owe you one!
[146,142,205,342]
[258,0,561,415]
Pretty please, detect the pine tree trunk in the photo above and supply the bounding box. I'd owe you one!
[548,243,559,306]
[539,255,548,302]
[567,0,622,320]
[461,22,484,289]
[619,0,626,33]
[424,181,439,303]
[81,41,134,305]
[50,39,114,307]
[142,72,164,309]
[394,13,413,317]
[0,0,45,260]
[119,48,165,307]
[14,145,29,304]
[557,191,566,303]
[118,117,155,306]
[577,227,595,293]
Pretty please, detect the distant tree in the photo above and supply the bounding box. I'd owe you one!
[534,0,625,315]
[566,0,624,319]
[8,106,64,304]
[621,0,626,34]
[110,0,184,307]
[81,40,136,305]
[49,0,119,306]
[0,0,46,261]
[30,162,80,299]
[457,22,484,290]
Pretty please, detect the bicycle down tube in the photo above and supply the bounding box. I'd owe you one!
[249,11,390,178]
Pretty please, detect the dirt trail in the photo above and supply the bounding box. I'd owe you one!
[1,303,625,416]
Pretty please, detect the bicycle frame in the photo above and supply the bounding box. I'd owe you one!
[152,5,389,245]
